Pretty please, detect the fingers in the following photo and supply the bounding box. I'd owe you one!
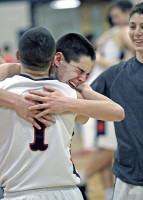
[29,115,56,129]
[36,115,55,127]
[25,87,59,104]
[29,103,48,111]
[36,117,51,127]
[43,114,56,123]
[35,110,50,118]
[29,90,47,97]
[44,85,57,92]
[29,118,41,130]
[25,94,45,103]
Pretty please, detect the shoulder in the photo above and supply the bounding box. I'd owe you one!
[90,58,133,96]
[99,57,133,78]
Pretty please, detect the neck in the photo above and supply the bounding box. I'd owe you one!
[21,66,50,79]
[49,65,57,78]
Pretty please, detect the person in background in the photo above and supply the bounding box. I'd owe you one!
[0,48,5,64]
[77,1,134,200]
[85,33,97,51]
[2,44,17,63]
[91,2,143,199]
[96,0,134,68]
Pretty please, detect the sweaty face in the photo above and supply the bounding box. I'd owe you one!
[110,7,129,26]
[129,13,143,53]
[56,56,94,88]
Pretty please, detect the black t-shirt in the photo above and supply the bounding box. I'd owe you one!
[91,56,143,185]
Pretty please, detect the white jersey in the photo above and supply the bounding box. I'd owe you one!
[0,74,80,194]
[101,26,124,61]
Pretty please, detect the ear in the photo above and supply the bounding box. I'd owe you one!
[15,50,20,60]
[54,52,64,67]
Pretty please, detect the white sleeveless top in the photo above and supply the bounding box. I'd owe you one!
[0,74,79,194]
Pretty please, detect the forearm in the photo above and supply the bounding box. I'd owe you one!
[27,86,124,122]
[0,88,20,109]
[0,63,21,81]
[77,84,111,101]
[65,98,125,122]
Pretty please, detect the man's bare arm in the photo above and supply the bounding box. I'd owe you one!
[74,92,89,124]
[0,88,56,129]
[0,63,21,81]
[26,85,125,122]
[0,63,56,128]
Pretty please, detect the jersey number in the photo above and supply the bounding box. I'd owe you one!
[30,121,48,151]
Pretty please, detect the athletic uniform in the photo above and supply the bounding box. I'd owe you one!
[0,74,83,200]
[91,57,143,200]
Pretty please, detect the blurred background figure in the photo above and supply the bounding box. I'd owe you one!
[2,44,17,63]
[0,48,5,64]
[96,0,134,68]
[85,33,97,51]
[78,1,134,200]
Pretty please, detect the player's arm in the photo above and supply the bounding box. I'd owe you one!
[25,86,89,124]
[26,85,125,122]
[0,88,41,129]
[0,88,56,129]
[0,63,56,128]
[74,91,89,124]
[0,63,21,81]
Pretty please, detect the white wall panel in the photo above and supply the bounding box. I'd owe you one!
[0,2,31,56]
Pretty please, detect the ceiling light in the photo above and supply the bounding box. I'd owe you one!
[50,0,81,9]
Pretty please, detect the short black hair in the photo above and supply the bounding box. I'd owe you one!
[18,27,56,71]
[129,2,143,19]
[56,33,96,63]
[109,0,133,13]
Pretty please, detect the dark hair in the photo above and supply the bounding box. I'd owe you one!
[56,33,96,63]
[109,0,133,13]
[85,33,95,42]
[3,44,11,52]
[18,27,56,71]
[107,13,114,27]
[129,2,143,19]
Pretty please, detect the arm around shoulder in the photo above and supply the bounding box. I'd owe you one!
[75,91,89,124]
[0,63,21,81]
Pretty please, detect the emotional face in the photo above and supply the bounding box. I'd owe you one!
[56,55,94,88]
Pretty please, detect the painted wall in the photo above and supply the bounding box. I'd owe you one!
[0,1,110,56]
[0,1,31,56]
[33,2,109,41]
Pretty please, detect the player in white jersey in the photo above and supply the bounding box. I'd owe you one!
[0,75,82,195]
[0,27,89,200]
